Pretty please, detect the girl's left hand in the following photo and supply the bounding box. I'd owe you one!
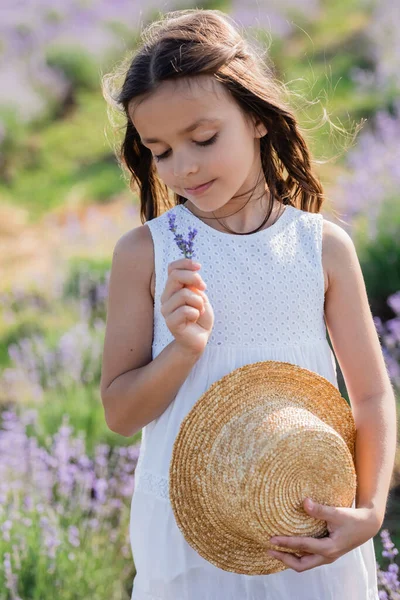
[267,497,381,572]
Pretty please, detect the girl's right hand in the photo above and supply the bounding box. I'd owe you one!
[161,258,214,358]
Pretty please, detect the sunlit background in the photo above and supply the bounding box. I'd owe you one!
[0,0,399,597]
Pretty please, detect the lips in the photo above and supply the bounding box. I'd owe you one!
[184,179,215,193]
[185,180,212,190]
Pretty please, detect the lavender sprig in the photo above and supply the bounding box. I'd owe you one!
[167,212,198,259]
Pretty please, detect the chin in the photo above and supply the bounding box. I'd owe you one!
[187,201,215,214]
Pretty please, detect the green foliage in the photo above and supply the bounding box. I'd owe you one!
[44,45,100,91]
[195,0,232,11]
[355,196,400,316]
[0,89,127,221]
[63,256,109,295]
[74,157,125,203]
[0,106,26,156]
[29,384,141,459]
[0,319,46,368]
[0,1,390,223]
[0,499,135,599]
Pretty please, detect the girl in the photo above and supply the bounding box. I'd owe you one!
[100,8,397,600]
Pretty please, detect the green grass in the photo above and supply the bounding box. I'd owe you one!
[0,89,127,222]
[24,383,141,459]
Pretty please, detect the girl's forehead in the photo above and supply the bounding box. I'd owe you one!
[129,77,234,126]
[130,80,237,139]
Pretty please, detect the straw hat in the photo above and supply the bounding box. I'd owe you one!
[169,360,357,575]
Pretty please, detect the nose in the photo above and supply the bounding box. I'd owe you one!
[173,152,199,180]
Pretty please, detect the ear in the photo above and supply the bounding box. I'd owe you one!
[252,117,268,139]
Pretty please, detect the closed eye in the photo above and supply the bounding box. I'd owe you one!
[153,133,219,162]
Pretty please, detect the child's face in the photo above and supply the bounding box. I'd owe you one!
[130,75,267,215]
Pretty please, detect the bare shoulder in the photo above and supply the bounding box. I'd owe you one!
[321,218,356,295]
[321,217,392,403]
[114,222,155,299]
[100,222,155,410]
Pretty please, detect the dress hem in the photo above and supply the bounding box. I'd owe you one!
[131,583,380,600]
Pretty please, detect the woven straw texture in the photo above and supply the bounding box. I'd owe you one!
[169,360,357,575]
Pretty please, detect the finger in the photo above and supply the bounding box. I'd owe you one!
[187,285,208,300]
[162,287,205,318]
[303,498,342,524]
[270,535,334,557]
[167,304,202,328]
[161,269,204,305]
[167,257,200,275]
[268,550,329,573]
[163,269,207,303]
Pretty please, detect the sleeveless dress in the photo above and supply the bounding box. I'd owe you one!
[129,203,380,600]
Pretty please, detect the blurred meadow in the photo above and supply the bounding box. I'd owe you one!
[0,0,399,597]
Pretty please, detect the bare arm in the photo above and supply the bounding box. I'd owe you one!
[102,339,200,437]
[323,219,398,526]
[100,225,199,436]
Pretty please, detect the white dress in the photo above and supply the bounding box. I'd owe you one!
[130,203,380,600]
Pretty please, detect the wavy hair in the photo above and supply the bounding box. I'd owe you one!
[102,8,357,224]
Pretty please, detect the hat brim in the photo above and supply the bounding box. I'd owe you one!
[169,360,357,575]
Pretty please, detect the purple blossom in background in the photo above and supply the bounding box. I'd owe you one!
[387,292,400,317]
[167,212,198,259]
[0,0,325,132]
[376,528,400,597]
[0,286,49,315]
[349,1,400,97]
[75,268,110,324]
[230,0,321,39]
[0,408,140,592]
[0,0,197,125]
[374,291,400,392]
[332,99,400,240]
[4,550,22,600]
[0,319,105,403]
[366,0,400,92]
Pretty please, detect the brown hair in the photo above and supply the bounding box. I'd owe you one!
[102,8,354,224]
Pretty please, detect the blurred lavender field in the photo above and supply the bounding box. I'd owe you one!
[0,0,399,597]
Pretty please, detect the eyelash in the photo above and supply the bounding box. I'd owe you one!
[153,133,219,162]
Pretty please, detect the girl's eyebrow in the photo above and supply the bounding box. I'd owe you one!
[141,117,222,144]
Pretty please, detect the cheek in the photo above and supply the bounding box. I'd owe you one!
[233,137,253,165]
[216,149,248,182]
[155,166,183,193]
[208,147,235,175]
[153,162,170,183]
[217,134,249,169]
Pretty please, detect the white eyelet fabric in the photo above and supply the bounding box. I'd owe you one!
[149,205,327,352]
[130,204,379,600]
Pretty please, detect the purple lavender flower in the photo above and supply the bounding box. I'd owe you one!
[331,100,400,241]
[0,408,141,594]
[0,319,105,403]
[167,212,198,259]
[373,291,400,392]
[376,528,400,596]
